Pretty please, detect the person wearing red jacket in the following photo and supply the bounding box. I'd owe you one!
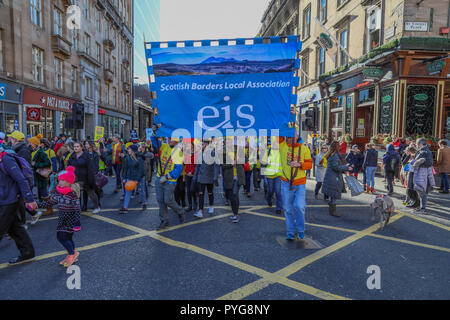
[53,134,66,154]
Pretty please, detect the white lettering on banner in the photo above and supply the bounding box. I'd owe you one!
[160,80,291,92]
[0,85,5,98]
[197,96,255,130]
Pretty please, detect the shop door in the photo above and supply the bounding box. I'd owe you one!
[354,105,373,150]
[444,106,450,141]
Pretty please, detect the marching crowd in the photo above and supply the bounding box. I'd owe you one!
[0,128,449,268]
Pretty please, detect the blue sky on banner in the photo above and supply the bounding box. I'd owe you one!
[148,41,299,138]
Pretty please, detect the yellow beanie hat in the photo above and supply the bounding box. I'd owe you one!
[28,133,43,146]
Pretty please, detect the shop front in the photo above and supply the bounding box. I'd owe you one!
[22,88,77,139]
[0,80,23,133]
[444,80,450,141]
[98,107,131,140]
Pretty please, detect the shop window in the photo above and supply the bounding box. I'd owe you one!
[32,46,44,83]
[331,112,343,129]
[366,5,381,52]
[302,4,311,40]
[358,88,375,105]
[30,0,42,27]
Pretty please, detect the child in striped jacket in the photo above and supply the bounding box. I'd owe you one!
[38,166,81,267]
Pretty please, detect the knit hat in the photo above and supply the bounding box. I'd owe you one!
[58,166,76,184]
[28,133,43,146]
[128,144,138,153]
[352,144,358,150]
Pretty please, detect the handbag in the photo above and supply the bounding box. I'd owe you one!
[95,172,108,189]
[344,175,364,197]
[36,167,52,179]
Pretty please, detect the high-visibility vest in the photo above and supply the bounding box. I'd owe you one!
[261,147,282,177]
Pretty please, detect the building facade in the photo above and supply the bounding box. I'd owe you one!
[0,0,134,140]
[133,0,160,138]
[295,0,450,149]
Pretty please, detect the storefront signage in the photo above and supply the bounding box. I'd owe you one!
[98,108,107,115]
[319,33,333,49]
[426,60,445,75]
[357,81,372,89]
[405,22,428,32]
[414,93,428,101]
[26,107,41,121]
[328,84,341,95]
[363,67,383,79]
[0,83,6,101]
[23,88,76,113]
[382,95,392,103]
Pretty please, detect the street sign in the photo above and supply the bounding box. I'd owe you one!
[427,60,445,75]
[405,22,428,32]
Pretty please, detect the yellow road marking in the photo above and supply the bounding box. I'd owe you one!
[395,210,450,231]
[219,214,404,300]
[0,234,146,270]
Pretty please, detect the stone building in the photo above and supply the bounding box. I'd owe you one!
[0,0,134,140]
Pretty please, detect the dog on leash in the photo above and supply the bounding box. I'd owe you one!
[370,194,395,229]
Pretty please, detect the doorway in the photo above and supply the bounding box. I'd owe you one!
[354,105,373,150]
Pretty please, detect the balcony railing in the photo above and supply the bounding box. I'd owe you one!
[51,35,71,58]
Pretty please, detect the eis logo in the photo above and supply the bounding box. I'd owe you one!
[197,96,255,130]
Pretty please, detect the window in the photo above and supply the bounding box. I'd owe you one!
[302,5,311,39]
[338,29,348,66]
[95,9,101,31]
[366,6,381,51]
[30,0,42,27]
[112,56,116,74]
[83,0,90,20]
[0,29,3,72]
[54,58,63,90]
[319,0,327,22]
[104,50,110,69]
[112,87,116,105]
[358,88,375,105]
[72,29,78,50]
[53,7,63,36]
[337,0,348,8]
[71,66,77,93]
[301,53,309,86]
[96,42,101,62]
[85,77,92,98]
[84,33,91,55]
[317,46,325,77]
[32,46,43,83]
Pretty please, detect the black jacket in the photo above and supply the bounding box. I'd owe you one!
[68,151,96,186]
[13,142,32,165]
[362,149,378,169]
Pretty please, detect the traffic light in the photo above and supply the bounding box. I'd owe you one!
[72,103,84,129]
[304,106,319,131]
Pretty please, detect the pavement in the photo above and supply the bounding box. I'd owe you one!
[0,173,449,300]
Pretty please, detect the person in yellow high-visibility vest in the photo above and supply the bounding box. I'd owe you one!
[279,136,313,240]
[261,141,283,215]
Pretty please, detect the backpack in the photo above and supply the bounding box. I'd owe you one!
[0,153,35,188]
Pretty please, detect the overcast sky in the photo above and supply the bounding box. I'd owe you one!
[159,0,271,42]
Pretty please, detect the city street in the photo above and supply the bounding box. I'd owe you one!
[1,176,449,300]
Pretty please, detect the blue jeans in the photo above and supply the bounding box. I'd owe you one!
[281,181,306,237]
[366,166,377,189]
[266,177,282,210]
[441,173,449,192]
[123,179,147,208]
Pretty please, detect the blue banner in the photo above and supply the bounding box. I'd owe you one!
[0,82,6,101]
[147,41,299,137]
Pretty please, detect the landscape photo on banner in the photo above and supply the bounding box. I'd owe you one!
[147,41,299,138]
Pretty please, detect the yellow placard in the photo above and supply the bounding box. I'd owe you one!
[94,126,104,142]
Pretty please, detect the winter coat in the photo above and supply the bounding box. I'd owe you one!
[138,151,154,181]
[436,146,450,174]
[382,144,400,173]
[193,150,219,185]
[345,151,364,172]
[68,151,95,186]
[0,153,34,205]
[414,166,436,194]
[221,148,245,189]
[39,188,81,232]
[322,153,349,200]
[32,147,52,188]
[415,145,433,168]
[122,154,144,181]
[362,149,378,169]
[315,152,327,183]
[12,142,32,164]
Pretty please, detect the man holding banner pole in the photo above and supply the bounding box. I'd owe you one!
[150,134,186,230]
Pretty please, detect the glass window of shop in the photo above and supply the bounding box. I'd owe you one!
[27,109,55,140]
[330,96,344,139]
[60,112,74,138]
[0,102,19,134]
[99,114,121,139]
[358,87,375,105]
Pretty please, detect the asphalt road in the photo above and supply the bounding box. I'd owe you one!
[0,174,449,300]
